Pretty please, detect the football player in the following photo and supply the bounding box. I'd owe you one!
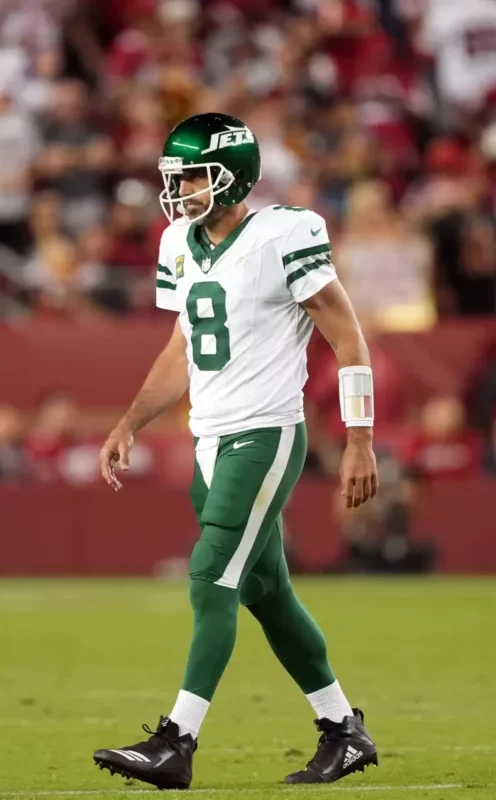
[94,113,379,789]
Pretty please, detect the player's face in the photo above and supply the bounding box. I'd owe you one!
[179,168,225,226]
[179,170,210,217]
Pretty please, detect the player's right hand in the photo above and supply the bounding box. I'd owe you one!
[100,427,134,492]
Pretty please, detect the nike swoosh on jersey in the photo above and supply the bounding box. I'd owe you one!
[311,227,323,236]
[233,440,255,449]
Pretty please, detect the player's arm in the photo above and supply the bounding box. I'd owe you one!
[100,319,188,490]
[302,280,378,508]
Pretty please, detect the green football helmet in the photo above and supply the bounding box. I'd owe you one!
[158,113,261,224]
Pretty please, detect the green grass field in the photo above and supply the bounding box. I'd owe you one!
[0,577,494,800]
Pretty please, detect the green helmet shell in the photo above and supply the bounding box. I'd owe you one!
[160,113,261,217]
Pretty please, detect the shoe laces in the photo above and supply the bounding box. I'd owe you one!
[139,717,181,754]
[315,718,347,740]
[306,718,349,767]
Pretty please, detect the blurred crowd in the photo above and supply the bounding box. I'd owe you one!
[2,0,496,571]
[0,0,496,322]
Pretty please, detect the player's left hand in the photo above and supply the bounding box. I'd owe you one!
[340,435,379,509]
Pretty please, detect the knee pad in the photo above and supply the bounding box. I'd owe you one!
[190,575,238,615]
[189,528,233,584]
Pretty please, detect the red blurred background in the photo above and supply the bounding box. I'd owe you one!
[1,0,496,576]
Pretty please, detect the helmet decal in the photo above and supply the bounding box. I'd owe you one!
[201,126,255,155]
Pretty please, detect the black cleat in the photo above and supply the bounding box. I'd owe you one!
[93,716,196,790]
[284,708,378,785]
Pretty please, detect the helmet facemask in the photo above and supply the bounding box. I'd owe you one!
[158,157,235,225]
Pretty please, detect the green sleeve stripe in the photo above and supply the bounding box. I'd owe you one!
[158,263,173,276]
[283,242,330,268]
[157,279,176,291]
[286,260,325,288]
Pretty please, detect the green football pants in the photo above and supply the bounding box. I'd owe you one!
[182,423,335,700]
[189,424,305,594]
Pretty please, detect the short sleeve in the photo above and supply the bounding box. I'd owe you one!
[156,229,178,312]
[282,211,337,303]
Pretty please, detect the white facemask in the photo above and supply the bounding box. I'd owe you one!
[158,157,235,225]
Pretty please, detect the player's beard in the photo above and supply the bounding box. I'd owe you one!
[183,197,226,227]
[202,202,226,228]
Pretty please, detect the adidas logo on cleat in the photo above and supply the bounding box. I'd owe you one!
[109,749,151,763]
[343,745,363,769]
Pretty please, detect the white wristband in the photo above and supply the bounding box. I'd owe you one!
[338,366,374,428]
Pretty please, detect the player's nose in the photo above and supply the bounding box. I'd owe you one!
[179,180,195,197]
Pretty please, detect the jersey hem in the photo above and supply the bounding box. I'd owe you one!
[189,411,305,438]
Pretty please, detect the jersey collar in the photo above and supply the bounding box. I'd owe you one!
[187,210,258,273]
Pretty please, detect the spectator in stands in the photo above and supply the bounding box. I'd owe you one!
[36,79,115,234]
[17,47,61,119]
[316,0,376,96]
[76,221,128,314]
[401,394,482,479]
[106,197,153,273]
[419,0,496,122]
[3,191,63,307]
[0,404,26,482]
[0,81,40,255]
[74,224,108,293]
[242,100,302,208]
[336,180,436,330]
[0,0,72,56]
[24,390,80,482]
[116,88,166,181]
[27,190,63,243]
[431,211,496,316]
[76,223,109,276]
[349,23,423,180]
[158,60,205,130]
[402,138,484,225]
[23,234,101,317]
[105,0,172,89]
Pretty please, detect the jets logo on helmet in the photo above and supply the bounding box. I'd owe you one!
[158,113,261,225]
[201,126,255,155]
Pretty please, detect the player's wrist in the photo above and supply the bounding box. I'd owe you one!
[346,426,373,443]
[116,418,136,438]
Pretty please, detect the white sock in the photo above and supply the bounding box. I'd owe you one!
[169,690,210,739]
[305,680,353,723]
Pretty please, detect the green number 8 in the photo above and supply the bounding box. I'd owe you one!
[186,282,231,371]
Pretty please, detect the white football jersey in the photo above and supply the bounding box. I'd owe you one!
[156,205,336,437]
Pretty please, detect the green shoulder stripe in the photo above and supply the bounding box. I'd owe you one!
[283,242,330,268]
[157,279,176,291]
[158,263,173,276]
[287,261,326,288]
